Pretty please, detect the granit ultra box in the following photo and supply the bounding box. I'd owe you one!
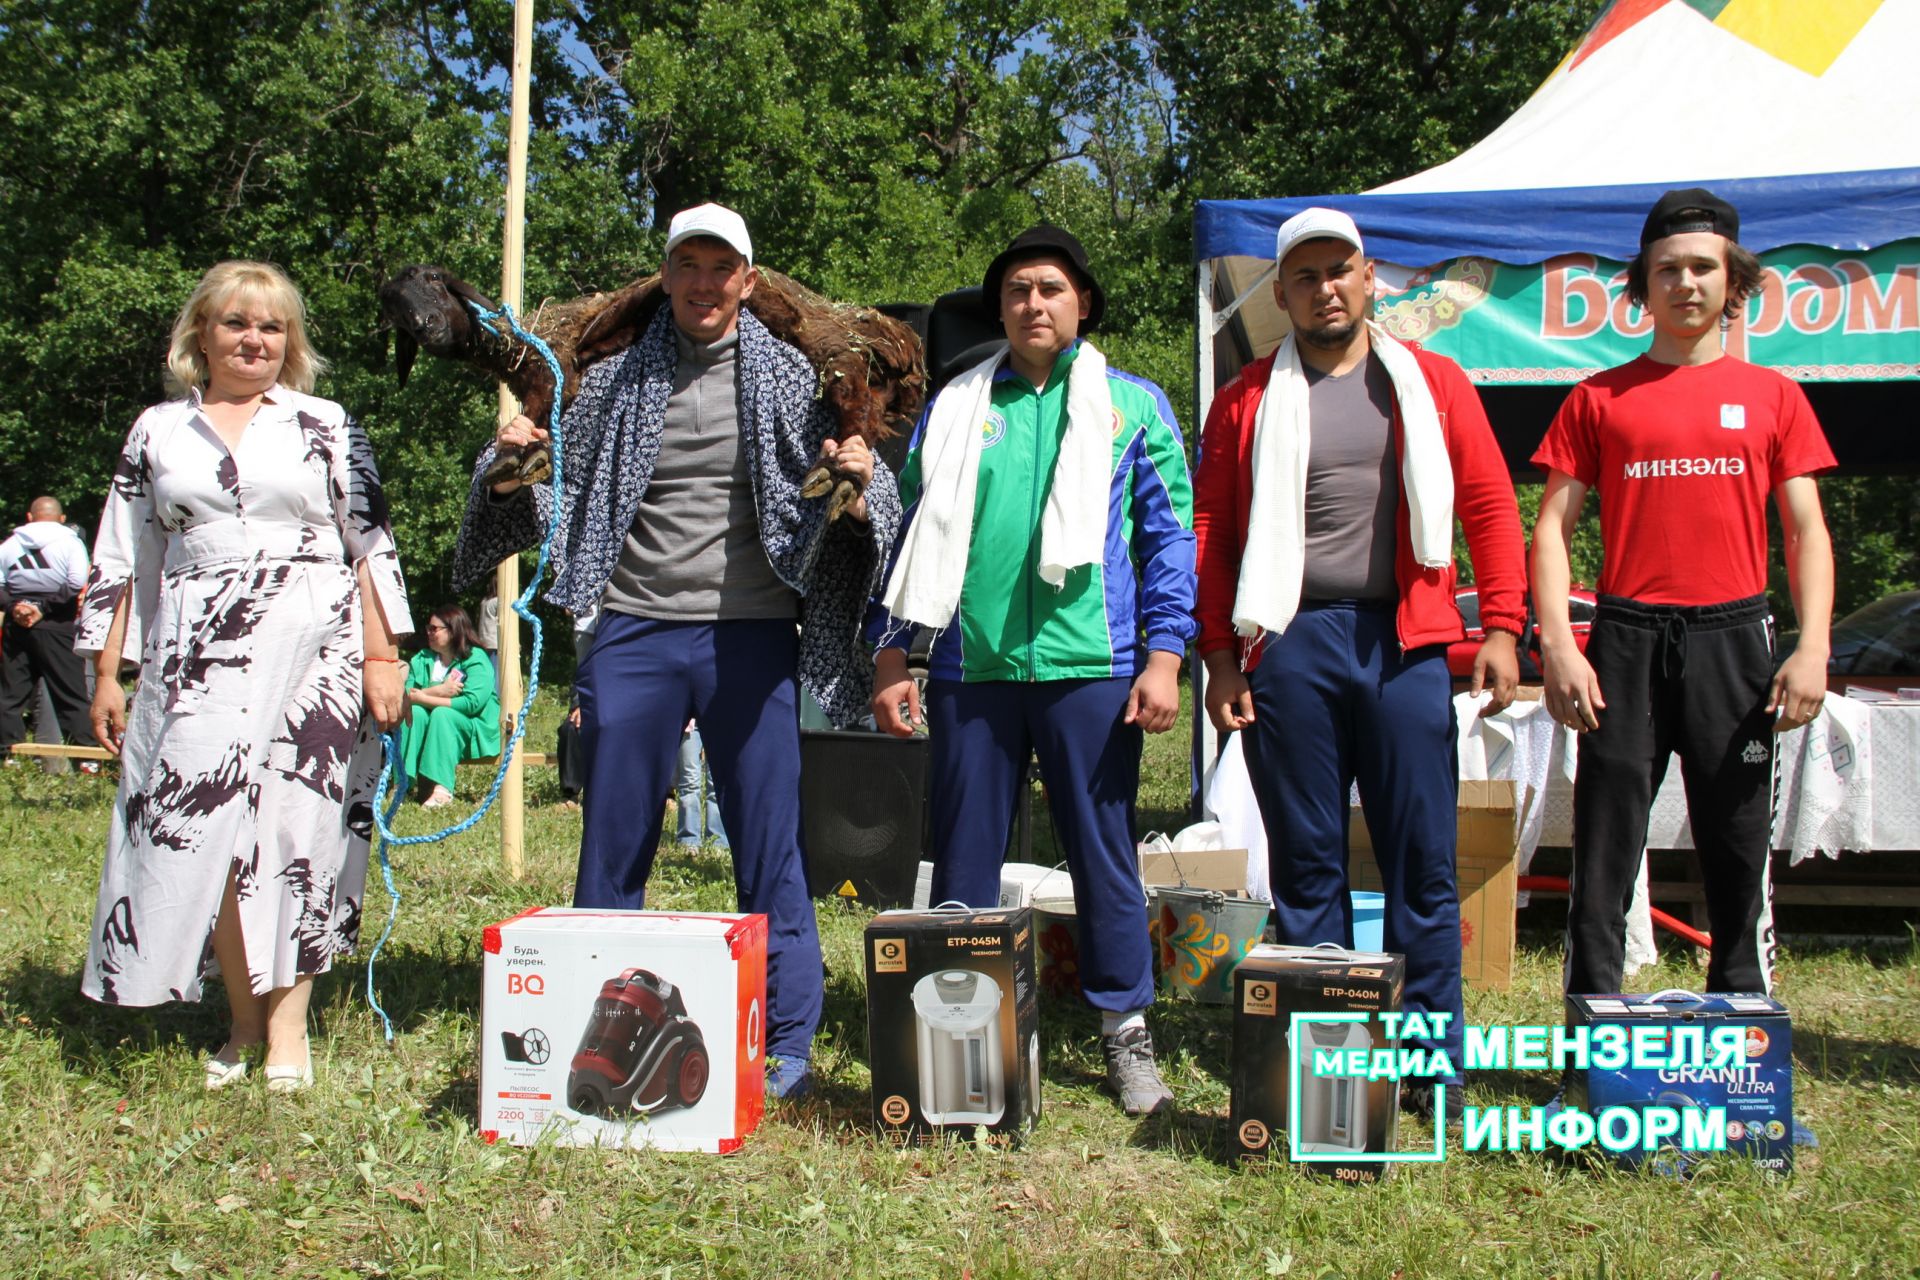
[1567,992,1794,1175]
[1231,944,1405,1182]
[480,908,767,1154]
[865,907,1040,1143]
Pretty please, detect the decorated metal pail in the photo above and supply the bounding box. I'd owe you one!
[1153,887,1270,1004]
[1034,895,1157,1000]
[1032,896,1084,999]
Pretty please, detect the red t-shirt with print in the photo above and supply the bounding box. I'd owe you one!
[1532,355,1835,606]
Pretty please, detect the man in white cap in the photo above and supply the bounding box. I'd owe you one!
[1192,208,1526,1123]
[454,203,901,1099]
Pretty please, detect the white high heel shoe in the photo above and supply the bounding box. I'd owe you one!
[264,1040,314,1094]
[203,1044,256,1092]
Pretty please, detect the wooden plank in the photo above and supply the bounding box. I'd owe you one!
[9,743,555,768]
[493,0,535,883]
[8,743,111,760]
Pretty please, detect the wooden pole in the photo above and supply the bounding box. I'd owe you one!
[496,0,535,880]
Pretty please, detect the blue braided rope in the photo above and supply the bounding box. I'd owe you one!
[364,301,566,1042]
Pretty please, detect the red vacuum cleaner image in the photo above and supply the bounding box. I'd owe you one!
[567,967,710,1117]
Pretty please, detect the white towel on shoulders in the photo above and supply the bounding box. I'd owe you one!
[881,341,1112,630]
[1232,321,1454,643]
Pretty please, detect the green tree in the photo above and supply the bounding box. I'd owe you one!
[1148,0,1594,201]
[0,0,513,604]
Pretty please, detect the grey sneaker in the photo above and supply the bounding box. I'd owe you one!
[1101,1026,1174,1116]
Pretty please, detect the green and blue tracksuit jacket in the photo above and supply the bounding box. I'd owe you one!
[869,342,1196,681]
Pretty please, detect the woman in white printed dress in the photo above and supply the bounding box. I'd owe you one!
[77,261,413,1093]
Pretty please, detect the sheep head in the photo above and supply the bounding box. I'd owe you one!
[377,265,500,387]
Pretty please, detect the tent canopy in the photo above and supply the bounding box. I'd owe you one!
[1194,0,1920,473]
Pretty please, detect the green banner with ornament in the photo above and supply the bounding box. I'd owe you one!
[1371,240,1920,385]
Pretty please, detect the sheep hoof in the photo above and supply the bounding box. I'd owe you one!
[517,444,553,486]
[483,447,526,488]
[799,463,833,499]
[826,478,862,523]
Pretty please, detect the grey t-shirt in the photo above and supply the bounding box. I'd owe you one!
[600,328,798,621]
[1302,351,1400,601]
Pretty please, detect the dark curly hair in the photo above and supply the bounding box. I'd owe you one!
[425,604,476,662]
[1626,231,1765,323]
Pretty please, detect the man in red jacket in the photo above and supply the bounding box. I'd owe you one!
[1193,208,1527,1121]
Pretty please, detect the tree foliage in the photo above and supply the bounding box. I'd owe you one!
[1,0,1909,642]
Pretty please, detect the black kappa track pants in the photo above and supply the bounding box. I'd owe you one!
[1564,594,1779,996]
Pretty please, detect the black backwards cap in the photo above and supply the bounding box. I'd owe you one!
[1640,188,1741,249]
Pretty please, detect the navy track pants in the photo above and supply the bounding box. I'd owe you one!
[575,613,823,1063]
[927,677,1155,1013]
[1240,601,1464,1068]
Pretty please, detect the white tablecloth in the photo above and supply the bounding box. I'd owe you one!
[1204,694,1920,977]
[1467,693,1920,864]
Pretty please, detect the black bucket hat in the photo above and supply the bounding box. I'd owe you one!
[981,224,1107,331]
[1640,187,1741,248]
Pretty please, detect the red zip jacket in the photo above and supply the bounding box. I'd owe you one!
[1192,342,1527,668]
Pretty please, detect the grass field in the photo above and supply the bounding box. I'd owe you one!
[3,689,1917,1279]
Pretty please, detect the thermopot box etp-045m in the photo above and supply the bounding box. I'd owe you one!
[866,907,1040,1143]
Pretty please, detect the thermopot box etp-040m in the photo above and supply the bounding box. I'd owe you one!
[1231,944,1407,1182]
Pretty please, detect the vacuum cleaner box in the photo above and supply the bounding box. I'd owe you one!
[1566,992,1794,1175]
[1231,944,1406,1182]
[1349,779,1519,989]
[865,907,1040,1144]
[480,907,768,1154]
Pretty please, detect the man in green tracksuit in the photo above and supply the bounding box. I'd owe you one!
[870,225,1196,1115]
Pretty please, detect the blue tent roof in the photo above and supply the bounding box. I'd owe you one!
[1194,167,1920,266]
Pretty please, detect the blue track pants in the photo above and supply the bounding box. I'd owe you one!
[1240,601,1464,1068]
[927,677,1154,1013]
[575,613,822,1063]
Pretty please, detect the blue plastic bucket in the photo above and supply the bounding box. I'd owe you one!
[1351,891,1386,952]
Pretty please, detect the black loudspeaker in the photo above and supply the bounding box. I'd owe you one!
[800,729,929,908]
[925,286,1006,395]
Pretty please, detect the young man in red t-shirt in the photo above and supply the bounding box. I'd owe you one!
[1532,188,1836,997]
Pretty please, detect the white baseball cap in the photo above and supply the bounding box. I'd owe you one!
[1275,207,1364,265]
[664,203,753,265]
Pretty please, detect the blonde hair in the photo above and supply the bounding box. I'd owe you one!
[164,261,328,397]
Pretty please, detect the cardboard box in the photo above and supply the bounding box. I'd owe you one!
[910,862,1076,910]
[1348,779,1519,989]
[1138,846,1250,894]
[1567,993,1794,1175]
[1231,945,1406,1182]
[865,907,1040,1143]
[480,908,767,1154]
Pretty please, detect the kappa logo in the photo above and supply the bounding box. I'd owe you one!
[1741,740,1770,765]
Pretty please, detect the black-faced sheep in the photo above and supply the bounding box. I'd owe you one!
[377,265,925,513]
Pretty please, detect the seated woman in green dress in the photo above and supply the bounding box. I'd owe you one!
[399,604,500,808]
